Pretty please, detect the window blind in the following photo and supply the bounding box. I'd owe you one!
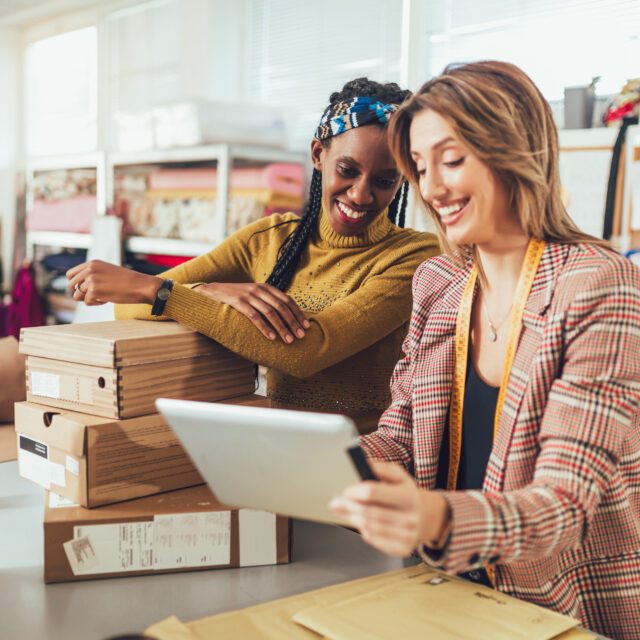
[424,0,640,100]
[245,0,403,149]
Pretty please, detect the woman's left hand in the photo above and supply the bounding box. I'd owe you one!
[66,260,162,306]
[329,460,449,557]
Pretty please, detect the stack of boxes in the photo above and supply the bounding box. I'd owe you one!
[14,319,291,583]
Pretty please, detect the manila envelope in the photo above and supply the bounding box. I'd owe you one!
[146,565,595,640]
[292,565,577,640]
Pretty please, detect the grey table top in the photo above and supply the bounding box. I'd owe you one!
[0,461,404,640]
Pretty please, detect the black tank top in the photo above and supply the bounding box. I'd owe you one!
[436,358,499,490]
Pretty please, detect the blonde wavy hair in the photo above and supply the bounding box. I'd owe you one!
[388,60,606,261]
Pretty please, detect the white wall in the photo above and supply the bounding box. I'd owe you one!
[0,27,20,293]
[203,0,246,102]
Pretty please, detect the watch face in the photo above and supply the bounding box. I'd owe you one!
[158,288,171,301]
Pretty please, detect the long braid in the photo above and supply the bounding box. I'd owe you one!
[266,169,323,291]
[397,180,408,228]
[387,180,409,228]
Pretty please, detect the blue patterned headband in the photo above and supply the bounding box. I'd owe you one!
[314,96,399,141]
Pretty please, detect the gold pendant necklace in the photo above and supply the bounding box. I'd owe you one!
[480,295,513,342]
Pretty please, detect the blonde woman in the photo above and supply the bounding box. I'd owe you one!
[331,61,640,638]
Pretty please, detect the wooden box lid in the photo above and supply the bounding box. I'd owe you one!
[20,320,229,368]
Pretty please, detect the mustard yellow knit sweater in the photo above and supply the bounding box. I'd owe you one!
[116,210,440,432]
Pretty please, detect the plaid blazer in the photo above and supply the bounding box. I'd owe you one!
[360,241,640,639]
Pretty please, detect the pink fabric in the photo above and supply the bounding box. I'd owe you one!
[0,266,46,339]
[148,164,305,196]
[27,195,97,233]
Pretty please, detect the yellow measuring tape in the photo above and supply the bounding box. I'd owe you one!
[447,238,545,583]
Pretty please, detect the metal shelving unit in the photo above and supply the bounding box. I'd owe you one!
[24,144,307,262]
[26,230,93,253]
[108,143,306,254]
[558,125,640,250]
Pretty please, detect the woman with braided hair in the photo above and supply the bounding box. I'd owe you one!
[66,78,440,433]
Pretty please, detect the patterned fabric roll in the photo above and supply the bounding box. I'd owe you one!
[315,96,399,141]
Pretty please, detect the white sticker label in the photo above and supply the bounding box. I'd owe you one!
[65,455,80,477]
[17,434,50,489]
[239,510,277,567]
[50,462,66,487]
[63,536,100,574]
[68,523,154,575]
[30,371,61,399]
[49,492,79,509]
[61,512,235,576]
[153,511,231,570]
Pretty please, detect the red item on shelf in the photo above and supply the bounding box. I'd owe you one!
[604,100,640,124]
[144,254,194,268]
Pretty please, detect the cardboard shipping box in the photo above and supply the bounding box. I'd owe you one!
[44,484,291,583]
[15,394,270,507]
[20,320,256,419]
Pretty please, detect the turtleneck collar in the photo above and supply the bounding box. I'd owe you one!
[316,205,393,248]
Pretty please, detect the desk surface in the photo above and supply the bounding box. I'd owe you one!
[0,461,607,640]
[0,461,404,640]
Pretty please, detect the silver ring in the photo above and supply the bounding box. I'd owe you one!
[74,283,81,292]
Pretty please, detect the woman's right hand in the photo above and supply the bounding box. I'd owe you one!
[194,283,310,343]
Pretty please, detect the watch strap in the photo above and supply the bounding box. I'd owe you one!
[151,279,174,316]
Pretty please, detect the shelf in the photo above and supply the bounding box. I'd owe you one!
[109,145,228,166]
[26,152,105,173]
[125,236,214,257]
[28,231,215,257]
[23,143,306,274]
[108,143,305,167]
[27,231,93,250]
[228,143,306,164]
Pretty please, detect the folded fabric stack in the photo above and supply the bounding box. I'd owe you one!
[115,164,305,242]
[27,169,97,233]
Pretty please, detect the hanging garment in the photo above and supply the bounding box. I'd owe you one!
[0,265,46,339]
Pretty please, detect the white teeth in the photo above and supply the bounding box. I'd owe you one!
[437,201,467,216]
[338,202,367,219]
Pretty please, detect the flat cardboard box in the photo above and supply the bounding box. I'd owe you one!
[21,320,256,418]
[0,423,17,462]
[0,336,26,422]
[44,484,291,583]
[15,394,270,507]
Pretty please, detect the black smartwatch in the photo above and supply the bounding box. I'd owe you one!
[151,279,174,316]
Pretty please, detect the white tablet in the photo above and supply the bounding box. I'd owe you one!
[156,398,370,524]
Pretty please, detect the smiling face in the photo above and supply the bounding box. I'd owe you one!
[409,108,522,249]
[311,125,402,236]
